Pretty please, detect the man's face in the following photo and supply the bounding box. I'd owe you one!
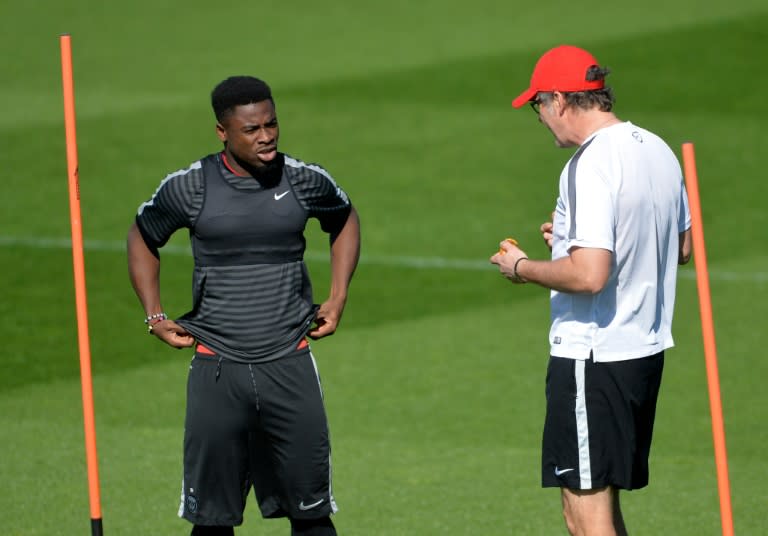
[216,100,279,168]
[533,92,574,148]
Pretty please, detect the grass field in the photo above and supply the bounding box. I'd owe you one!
[1,1,767,534]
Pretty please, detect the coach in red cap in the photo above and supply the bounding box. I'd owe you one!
[491,45,692,535]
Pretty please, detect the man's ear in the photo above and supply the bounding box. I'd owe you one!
[215,122,227,142]
[553,92,566,116]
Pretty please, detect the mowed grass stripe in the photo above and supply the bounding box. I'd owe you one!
[1,235,767,283]
[3,1,765,128]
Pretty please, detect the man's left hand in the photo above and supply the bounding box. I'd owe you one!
[308,298,345,339]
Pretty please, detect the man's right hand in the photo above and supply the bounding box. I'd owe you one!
[540,211,555,250]
[150,319,195,348]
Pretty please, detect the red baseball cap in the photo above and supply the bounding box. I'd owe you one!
[511,45,604,108]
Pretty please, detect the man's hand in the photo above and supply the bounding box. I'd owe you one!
[150,319,196,348]
[308,298,345,340]
[490,239,529,284]
[541,211,555,250]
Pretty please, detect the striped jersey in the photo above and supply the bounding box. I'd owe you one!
[135,152,352,363]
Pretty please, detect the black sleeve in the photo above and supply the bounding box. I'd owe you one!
[134,161,205,250]
[287,159,352,235]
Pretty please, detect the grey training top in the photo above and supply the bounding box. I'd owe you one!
[135,152,352,362]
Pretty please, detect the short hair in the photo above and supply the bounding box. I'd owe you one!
[211,76,273,122]
[538,66,615,112]
[566,65,614,111]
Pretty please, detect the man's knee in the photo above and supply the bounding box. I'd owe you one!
[561,505,578,536]
[560,492,579,535]
[561,486,616,535]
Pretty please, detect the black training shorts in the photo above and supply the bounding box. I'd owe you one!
[179,346,336,526]
[541,352,664,490]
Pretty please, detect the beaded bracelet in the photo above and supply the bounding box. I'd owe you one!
[144,312,168,324]
[144,312,168,333]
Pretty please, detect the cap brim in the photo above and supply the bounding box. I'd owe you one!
[511,87,536,109]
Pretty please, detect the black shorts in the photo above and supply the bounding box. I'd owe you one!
[542,352,664,491]
[179,346,336,526]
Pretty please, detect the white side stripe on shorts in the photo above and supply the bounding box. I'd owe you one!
[309,351,339,514]
[178,478,186,518]
[574,360,592,489]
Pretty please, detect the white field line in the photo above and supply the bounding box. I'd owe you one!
[1,235,766,283]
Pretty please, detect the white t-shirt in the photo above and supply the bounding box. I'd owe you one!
[549,121,691,362]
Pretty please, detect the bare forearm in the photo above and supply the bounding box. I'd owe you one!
[328,206,361,302]
[512,247,612,294]
[307,207,360,340]
[678,229,692,265]
[127,222,163,315]
[516,257,598,293]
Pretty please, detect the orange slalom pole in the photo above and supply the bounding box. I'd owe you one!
[681,142,734,536]
[60,34,104,536]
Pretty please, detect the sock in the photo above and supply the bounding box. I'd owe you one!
[190,525,234,536]
[289,516,336,536]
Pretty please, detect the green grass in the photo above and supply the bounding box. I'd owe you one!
[1,0,767,534]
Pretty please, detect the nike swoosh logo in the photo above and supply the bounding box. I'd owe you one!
[274,190,289,200]
[298,498,324,511]
[554,467,575,476]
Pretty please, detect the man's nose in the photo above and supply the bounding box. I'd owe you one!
[256,128,273,143]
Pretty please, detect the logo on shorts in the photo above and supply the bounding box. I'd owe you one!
[554,466,575,476]
[186,494,199,514]
[553,336,562,344]
[298,498,325,511]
